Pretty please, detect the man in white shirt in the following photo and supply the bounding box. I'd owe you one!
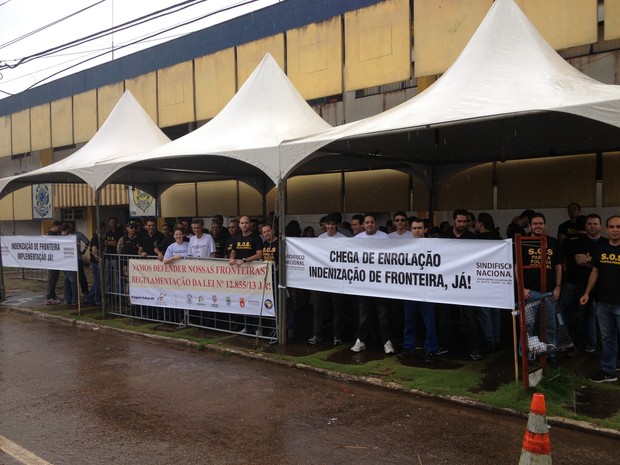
[350,214,365,236]
[187,218,216,258]
[308,214,347,346]
[351,213,394,354]
[388,211,413,239]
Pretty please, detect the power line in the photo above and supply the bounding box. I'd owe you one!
[21,0,265,91]
[0,0,107,51]
[0,0,207,70]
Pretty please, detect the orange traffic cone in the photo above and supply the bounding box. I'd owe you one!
[519,393,551,464]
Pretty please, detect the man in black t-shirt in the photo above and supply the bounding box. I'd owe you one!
[559,214,606,353]
[506,209,534,240]
[520,212,564,352]
[580,215,620,383]
[138,217,165,260]
[229,216,263,334]
[557,202,581,245]
[229,216,263,264]
[439,209,477,358]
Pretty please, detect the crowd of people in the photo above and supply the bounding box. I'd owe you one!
[44,202,620,383]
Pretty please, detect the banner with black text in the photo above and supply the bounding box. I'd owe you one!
[286,238,514,309]
[1,235,78,271]
[128,259,275,316]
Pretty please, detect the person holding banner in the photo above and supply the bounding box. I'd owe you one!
[350,214,365,236]
[163,228,190,264]
[117,221,142,299]
[44,220,62,305]
[84,222,105,306]
[308,214,347,346]
[351,213,395,354]
[439,209,477,358]
[61,222,79,305]
[230,216,264,334]
[476,212,503,354]
[138,217,165,260]
[388,211,413,239]
[187,219,216,259]
[224,219,241,258]
[399,218,439,362]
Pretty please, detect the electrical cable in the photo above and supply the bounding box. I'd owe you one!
[21,0,264,91]
[0,0,107,51]
[0,0,207,70]
[1,0,276,95]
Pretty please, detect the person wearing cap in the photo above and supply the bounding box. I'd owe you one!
[117,221,142,298]
[308,214,347,346]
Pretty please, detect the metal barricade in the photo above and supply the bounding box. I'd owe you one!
[102,253,277,341]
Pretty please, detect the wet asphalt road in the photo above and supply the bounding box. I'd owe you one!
[0,309,619,465]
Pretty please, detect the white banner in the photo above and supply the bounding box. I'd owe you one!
[1,235,78,271]
[286,238,515,309]
[128,258,275,316]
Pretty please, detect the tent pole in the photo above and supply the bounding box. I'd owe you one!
[96,190,106,317]
[428,165,436,221]
[277,178,287,346]
[0,232,5,303]
[262,178,267,220]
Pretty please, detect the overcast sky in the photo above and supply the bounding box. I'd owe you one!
[0,0,279,99]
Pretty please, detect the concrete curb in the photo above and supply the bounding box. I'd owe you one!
[3,304,620,439]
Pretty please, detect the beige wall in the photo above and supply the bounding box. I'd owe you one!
[414,0,491,77]
[158,61,195,128]
[195,48,236,121]
[73,90,98,143]
[11,109,30,155]
[31,104,51,152]
[51,97,73,148]
[287,17,343,100]
[344,0,411,91]
[497,154,596,209]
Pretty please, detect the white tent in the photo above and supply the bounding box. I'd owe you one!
[97,53,333,191]
[281,0,620,180]
[0,90,170,197]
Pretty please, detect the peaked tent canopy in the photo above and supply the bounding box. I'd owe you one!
[281,0,620,180]
[97,53,333,192]
[0,90,171,198]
